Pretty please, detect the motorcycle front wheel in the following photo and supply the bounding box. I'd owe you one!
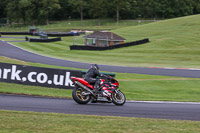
[72,87,91,104]
[111,90,126,106]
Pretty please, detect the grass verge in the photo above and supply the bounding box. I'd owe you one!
[0,19,151,32]
[0,110,200,133]
[1,15,200,68]
[1,78,200,102]
[1,56,200,102]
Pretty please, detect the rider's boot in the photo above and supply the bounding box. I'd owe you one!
[93,85,99,94]
[107,98,112,103]
[93,80,101,94]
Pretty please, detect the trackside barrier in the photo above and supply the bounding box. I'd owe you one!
[0,32,31,35]
[70,38,149,51]
[0,32,80,37]
[47,32,80,37]
[29,37,61,42]
[82,71,115,78]
[0,62,82,89]
[0,62,115,89]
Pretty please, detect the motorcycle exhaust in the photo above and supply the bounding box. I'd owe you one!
[75,81,96,97]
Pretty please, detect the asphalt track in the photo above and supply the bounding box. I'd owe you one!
[1,40,200,121]
[0,94,200,121]
[0,40,200,78]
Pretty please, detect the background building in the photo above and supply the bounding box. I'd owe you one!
[84,31,126,47]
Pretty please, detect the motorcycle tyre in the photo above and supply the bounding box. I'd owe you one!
[72,87,91,104]
[111,90,126,106]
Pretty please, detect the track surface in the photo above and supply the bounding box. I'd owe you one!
[0,40,200,78]
[1,39,200,121]
[0,94,200,121]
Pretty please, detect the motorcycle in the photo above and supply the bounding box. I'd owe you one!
[70,75,126,106]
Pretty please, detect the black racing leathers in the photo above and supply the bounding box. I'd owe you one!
[84,68,103,92]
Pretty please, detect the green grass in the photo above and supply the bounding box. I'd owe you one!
[0,56,82,70]
[0,19,151,32]
[0,110,200,133]
[1,15,200,102]
[120,79,200,101]
[1,15,200,68]
[0,82,73,98]
[1,56,200,102]
[1,18,200,131]
[1,78,200,102]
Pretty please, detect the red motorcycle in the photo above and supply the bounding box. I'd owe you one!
[70,75,126,106]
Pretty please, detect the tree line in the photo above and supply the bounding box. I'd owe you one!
[0,0,200,25]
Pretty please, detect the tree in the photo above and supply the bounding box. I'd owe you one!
[5,0,60,25]
[2,0,200,25]
[0,0,7,19]
[110,0,131,24]
[68,0,88,21]
[192,0,200,14]
[18,0,32,24]
[6,0,20,25]
[37,0,61,25]
[89,0,109,26]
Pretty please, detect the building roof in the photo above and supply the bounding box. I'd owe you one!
[84,31,126,41]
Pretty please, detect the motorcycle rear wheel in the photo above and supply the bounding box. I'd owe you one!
[111,90,126,106]
[72,87,91,104]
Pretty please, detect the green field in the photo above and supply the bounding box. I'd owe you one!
[1,15,200,69]
[1,79,200,102]
[1,16,200,131]
[0,110,200,133]
[1,15,200,101]
[0,56,200,102]
[0,19,151,32]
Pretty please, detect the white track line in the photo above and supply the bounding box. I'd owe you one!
[128,100,200,105]
[2,40,200,71]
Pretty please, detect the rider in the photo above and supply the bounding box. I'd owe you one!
[84,64,104,93]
